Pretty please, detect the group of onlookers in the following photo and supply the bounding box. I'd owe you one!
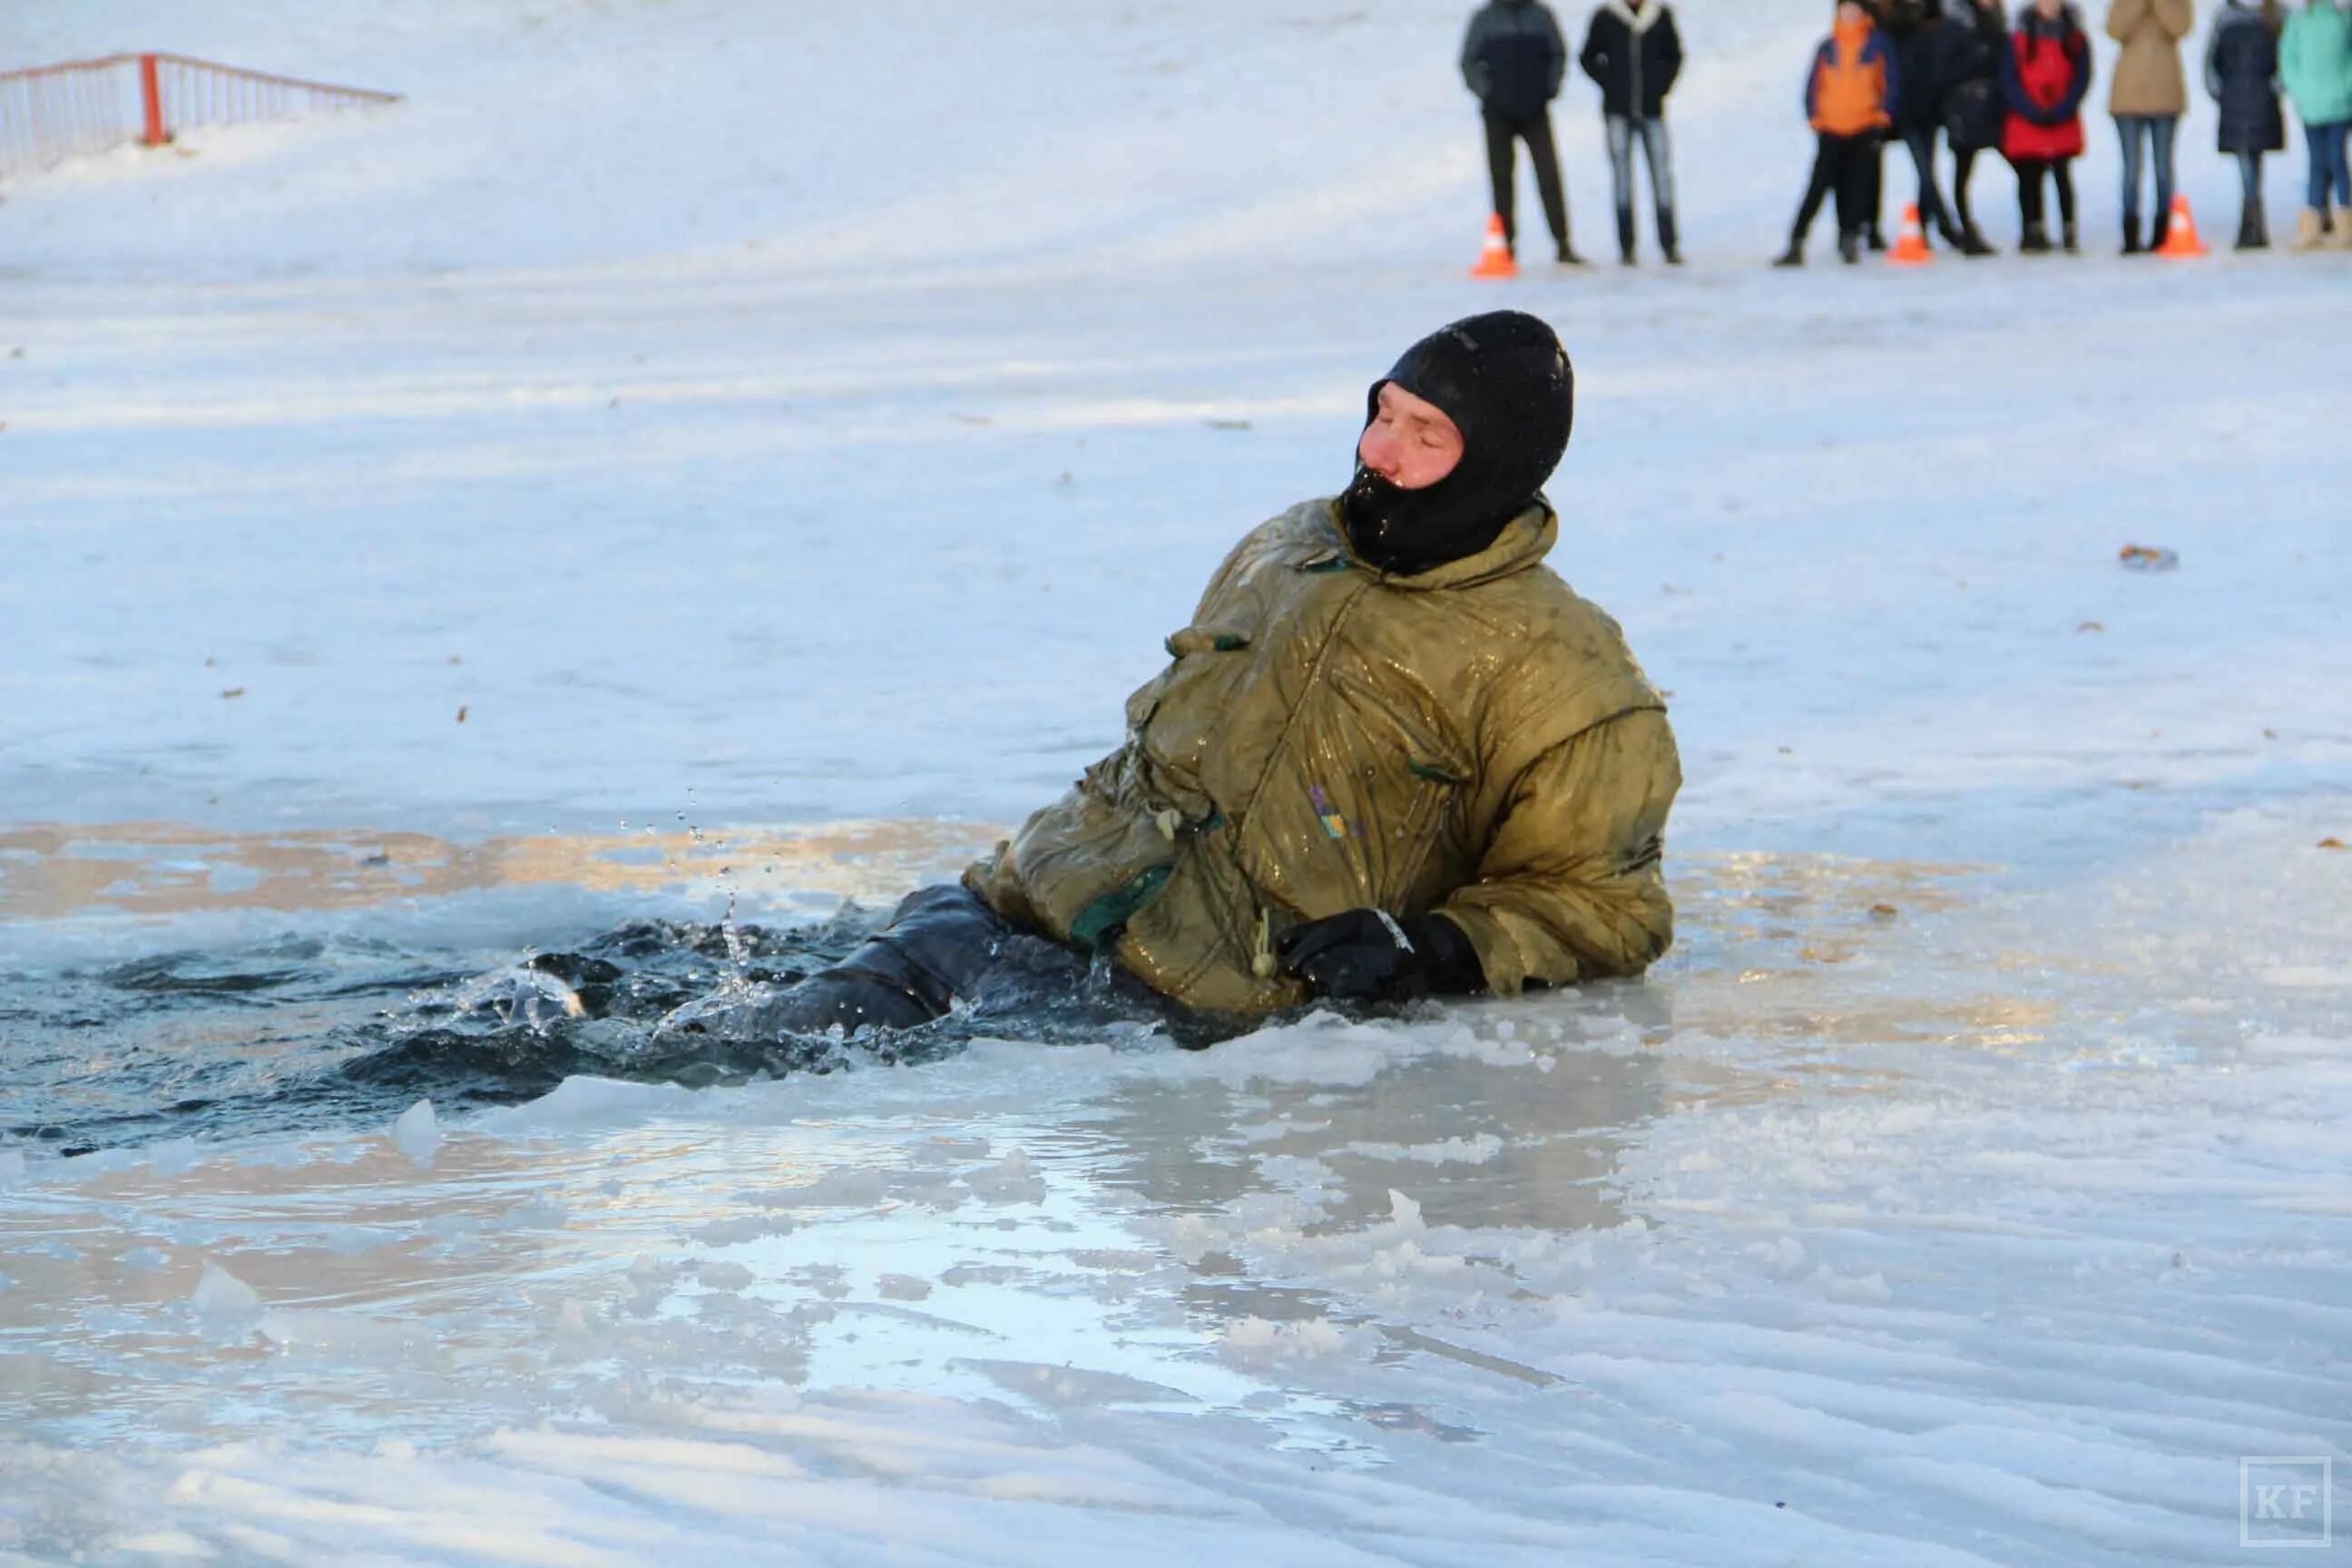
[1781,0,2352,263]
[1458,0,2352,266]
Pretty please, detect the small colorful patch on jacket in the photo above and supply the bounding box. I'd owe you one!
[1309,785,1350,841]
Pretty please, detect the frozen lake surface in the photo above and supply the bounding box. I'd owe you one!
[4,0,2350,1562]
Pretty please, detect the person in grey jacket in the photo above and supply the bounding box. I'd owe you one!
[1464,0,1587,263]
[1579,0,1686,263]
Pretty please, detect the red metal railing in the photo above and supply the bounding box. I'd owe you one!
[0,53,397,181]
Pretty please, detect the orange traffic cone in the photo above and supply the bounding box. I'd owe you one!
[2153,193,2210,258]
[1469,214,1518,279]
[1887,202,1933,266]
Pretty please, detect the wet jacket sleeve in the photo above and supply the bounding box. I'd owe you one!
[1434,708,1681,995]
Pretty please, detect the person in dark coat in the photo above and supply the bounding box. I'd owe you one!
[1881,0,1965,247]
[2001,0,2096,252]
[1579,0,1686,264]
[1463,0,1587,264]
[1935,0,2008,251]
[2206,0,2288,247]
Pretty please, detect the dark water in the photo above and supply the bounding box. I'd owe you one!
[1,910,1216,1156]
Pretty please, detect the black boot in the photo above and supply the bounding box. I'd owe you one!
[2150,208,2171,252]
[2122,213,2142,255]
[1555,238,1587,267]
[2020,221,2052,254]
[2241,196,2269,250]
[2063,218,2080,254]
[1959,224,1997,257]
[1773,237,1805,267]
[1659,208,1683,265]
[1616,205,1637,265]
[1867,225,1888,251]
[1838,228,1862,265]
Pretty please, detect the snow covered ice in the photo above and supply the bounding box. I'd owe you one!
[2,0,2349,1563]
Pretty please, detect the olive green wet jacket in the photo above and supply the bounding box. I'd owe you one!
[965,497,1681,1015]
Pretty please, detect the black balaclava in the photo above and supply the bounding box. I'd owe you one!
[1338,310,1575,578]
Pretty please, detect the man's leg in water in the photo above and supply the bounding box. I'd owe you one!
[762,884,1017,1034]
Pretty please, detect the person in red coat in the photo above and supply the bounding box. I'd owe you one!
[2001,0,2097,251]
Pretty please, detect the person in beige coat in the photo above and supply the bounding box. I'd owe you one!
[2107,0,2197,250]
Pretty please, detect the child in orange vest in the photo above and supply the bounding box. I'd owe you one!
[1777,1,1905,265]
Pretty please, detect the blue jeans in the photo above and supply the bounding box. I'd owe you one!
[1605,114,1676,220]
[2306,121,2352,211]
[2115,113,2178,226]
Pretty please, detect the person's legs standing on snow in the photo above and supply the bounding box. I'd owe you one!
[1780,133,1846,263]
[1837,132,1877,260]
[2052,153,2080,250]
[2012,153,2052,249]
[2117,113,2152,248]
[1637,115,1682,261]
[2148,113,2180,243]
[1484,112,1524,253]
[1605,113,1641,260]
[2323,121,2352,245]
[1521,109,1583,261]
[1905,123,1956,241]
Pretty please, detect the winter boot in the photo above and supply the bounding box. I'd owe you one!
[1659,209,1683,266]
[2292,207,2326,250]
[1555,238,1588,267]
[1616,206,1638,265]
[2150,208,2171,253]
[1958,224,1997,257]
[2236,198,2267,251]
[2063,219,2081,254]
[1772,238,1805,268]
[1838,228,1862,265]
[1867,225,1888,251]
[2122,213,2143,255]
[2020,221,2053,254]
[2331,206,2352,250]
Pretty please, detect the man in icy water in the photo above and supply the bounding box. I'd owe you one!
[766,310,1680,1034]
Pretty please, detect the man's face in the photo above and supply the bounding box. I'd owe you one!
[2033,0,2061,17]
[1357,382,1465,491]
[1838,2,1869,26]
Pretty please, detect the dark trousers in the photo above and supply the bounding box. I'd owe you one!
[1485,110,1572,250]
[1953,145,1984,231]
[1903,124,1955,235]
[759,884,1031,1034]
[1791,132,1880,240]
[2010,154,2078,231]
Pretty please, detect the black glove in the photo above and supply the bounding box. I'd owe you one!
[1275,909,1485,1002]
